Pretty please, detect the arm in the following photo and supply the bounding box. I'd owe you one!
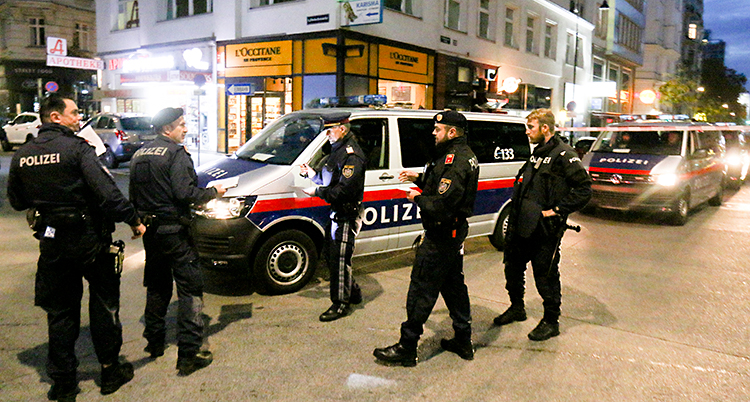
[315,154,365,204]
[414,161,468,219]
[7,154,31,211]
[169,149,221,207]
[549,150,592,216]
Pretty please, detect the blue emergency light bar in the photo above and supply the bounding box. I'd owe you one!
[308,95,387,108]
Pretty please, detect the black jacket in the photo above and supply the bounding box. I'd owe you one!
[509,135,592,239]
[7,123,139,228]
[312,132,366,216]
[129,135,218,219]
[414,136,479,236]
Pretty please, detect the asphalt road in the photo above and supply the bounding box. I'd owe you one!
[0,150,748,401]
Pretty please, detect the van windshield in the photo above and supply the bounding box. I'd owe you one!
[235,116,323,165]
[591,130,683,155]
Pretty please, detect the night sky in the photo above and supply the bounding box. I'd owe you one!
[702,0,750,89]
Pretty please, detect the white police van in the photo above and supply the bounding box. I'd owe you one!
[580,120,725,225]
[192,96,529,294]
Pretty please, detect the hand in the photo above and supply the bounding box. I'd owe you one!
[300,163,315,178]
[542,209,556,218]
[302,186,317,196]
[399,170,418,183]
[405,189,420,202]
[131,223,146,239]
[213,184,227,196]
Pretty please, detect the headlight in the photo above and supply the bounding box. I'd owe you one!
[193,196,255,219]
[653,173,678,186]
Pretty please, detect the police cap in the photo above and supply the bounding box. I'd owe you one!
[434,110,467,130]
[151,107,184,130]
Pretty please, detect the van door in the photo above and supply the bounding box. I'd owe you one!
[348,117,402,255]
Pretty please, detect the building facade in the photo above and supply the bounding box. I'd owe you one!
[0,0,97,119]
[97,0,595,154]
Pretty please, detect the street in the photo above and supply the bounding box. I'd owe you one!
[0,150,748,402]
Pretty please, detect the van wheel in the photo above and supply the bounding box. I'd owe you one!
[1,139,11,151]
[100,147,119,169]
[708,182,723,206]
[488,207,511,251]
[670,192,689,226]
[252,230,318,295]
[24,134,34,143]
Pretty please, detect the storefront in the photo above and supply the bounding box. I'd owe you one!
[96,41,216,152]
[217,31,435,153]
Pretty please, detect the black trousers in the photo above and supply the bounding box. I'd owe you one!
[142,225,205,357]
[35,224,121,384]
[504,225,562,321]
[400,225,472,349]
[324,210,362,304]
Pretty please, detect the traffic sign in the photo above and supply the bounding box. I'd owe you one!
[227,83,255,95]
[341,0,382,27]
[45,81,58,92]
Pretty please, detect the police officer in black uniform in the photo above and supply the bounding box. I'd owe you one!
[129,107,226,376]
[493,108,591,341]
[7,95,146,401]
[300,116,366,322]
[374,110,479,366]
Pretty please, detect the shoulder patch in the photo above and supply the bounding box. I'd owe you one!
[342,165,355,178]
[438,178,452,194]
[445,154,454,164]
[346,146,354,154]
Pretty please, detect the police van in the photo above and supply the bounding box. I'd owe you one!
[192,96,529,294]
[580,120,725,225]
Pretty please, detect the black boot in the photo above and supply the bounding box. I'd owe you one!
[144,341,165,358]
[47,379,79,402]
[100,361,134,395]
[528,319,560,341]
[440,338,474,360]
[493,305,527,326]
[176,350,213,376]
[373,343,418,367]
[319,303,351,322]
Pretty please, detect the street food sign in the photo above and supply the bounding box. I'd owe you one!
[341,0,382,27]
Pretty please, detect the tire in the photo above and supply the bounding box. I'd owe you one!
[252,230,318,295]
[1,139,11,151]
[24,134,34,143]
[100,147,119,169]
[670,191,689,226]
[708,182,723,206]
[488,207,511,251]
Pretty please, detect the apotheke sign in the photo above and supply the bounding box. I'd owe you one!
[46,36,103,70]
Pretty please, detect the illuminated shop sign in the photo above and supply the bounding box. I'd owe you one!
[122,55,175,73]
[378,45,427,75]
[225,41,293,68]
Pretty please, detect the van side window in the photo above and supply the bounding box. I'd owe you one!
[398,118,435,168]
[96,116,111,129]
[467,121,530,163]
[350,119,389,170]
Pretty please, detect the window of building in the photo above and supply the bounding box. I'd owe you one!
[688,23,697,40]
[457,66,472,83]
[251,0,297,6]
[116,1,139,30]
[566,32,582,66]
[478,0,492,40]
[544,21,556,59]
[616,14,642,53]
[504,7,517,48]
[29,18,45,47]
[167,0,212,19]
[505,84,552,111]
[445,0,465,31]
[75,23,90,51]
[525,15,537,54]
[384,0,420,17]
[595,3,608,39]
[624,0,644,12]
[620,68,631,113]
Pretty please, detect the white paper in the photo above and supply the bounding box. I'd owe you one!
[207,176,239,189]
[77,125,106,156]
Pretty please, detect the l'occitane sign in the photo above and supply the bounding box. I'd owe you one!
[378,45,427,75]
[226,41,292,68]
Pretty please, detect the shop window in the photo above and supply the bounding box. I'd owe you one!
[29,18,45,47]
[384,0,420,17]
[467,120,529,163]
[350,119,389,170]
[116,1,139,30]
[444,0,465,32]
[166,0,212,20]
[379,81,428,109]
[397,118,435,168]
[478,0,493,40]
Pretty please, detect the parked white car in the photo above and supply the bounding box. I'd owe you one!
[3,112,41,149]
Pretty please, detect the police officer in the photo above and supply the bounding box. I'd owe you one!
[374,110,479,366]
[7,95,146,401]
[129,107,226,376]
[493,108,592,341]
[300,116,366,322]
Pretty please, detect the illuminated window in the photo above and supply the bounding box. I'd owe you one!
[29,18,45,47]
[688,23,697,40]
[116,1,139,30]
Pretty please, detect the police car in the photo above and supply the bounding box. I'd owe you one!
[192,96,530,294]
[580,118,725,225]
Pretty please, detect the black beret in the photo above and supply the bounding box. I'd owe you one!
[434,110,467,129]
[151,107,184,129]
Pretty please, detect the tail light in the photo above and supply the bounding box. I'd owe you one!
[115,129,129,141]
